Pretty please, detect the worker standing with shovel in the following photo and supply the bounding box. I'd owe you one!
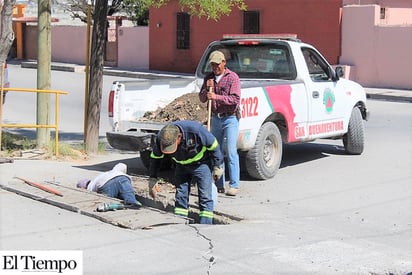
[199,50,242,196]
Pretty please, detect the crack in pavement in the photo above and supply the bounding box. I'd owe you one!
[188,224,217,274]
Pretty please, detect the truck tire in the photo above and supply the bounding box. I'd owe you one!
[245,122,282,180]
[343,107,364,154]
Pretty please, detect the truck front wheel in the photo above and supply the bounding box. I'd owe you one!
[245,122,282,180]
[343,107,365,154]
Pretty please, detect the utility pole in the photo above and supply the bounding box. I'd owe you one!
[36,0,51,148]
[84,0,92,147]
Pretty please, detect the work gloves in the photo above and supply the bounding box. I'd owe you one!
[212,165,224,181]
[148,177,160,198]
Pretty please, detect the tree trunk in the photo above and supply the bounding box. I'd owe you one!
[85,0,108,154]
[0,0,16,150]
[0,0,16,62]
[36,0,52,148]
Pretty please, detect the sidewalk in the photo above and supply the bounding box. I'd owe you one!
[0,150,244,225]
[19,60,412,103]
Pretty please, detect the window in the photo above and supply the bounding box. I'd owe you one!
[199,44,296,80]
[176,12,190,49]
[302,47,331,81]
[380,7,386,19]
[243,11,260,34]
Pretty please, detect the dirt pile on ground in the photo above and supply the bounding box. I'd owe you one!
[143,92,209,125]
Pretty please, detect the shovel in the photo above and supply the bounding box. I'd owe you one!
[207,86,213,131]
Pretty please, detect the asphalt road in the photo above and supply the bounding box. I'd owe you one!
[0,65,411,274]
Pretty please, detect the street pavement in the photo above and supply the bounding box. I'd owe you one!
[1,62,411,274]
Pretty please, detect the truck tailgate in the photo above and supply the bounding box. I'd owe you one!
[106,121,167,151]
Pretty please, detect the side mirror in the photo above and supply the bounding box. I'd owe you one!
[335,66,344,77]
[330,66,343,82]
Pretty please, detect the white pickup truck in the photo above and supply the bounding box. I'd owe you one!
[107,34,369,180]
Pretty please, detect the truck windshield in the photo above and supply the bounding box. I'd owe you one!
[198,44,296,80]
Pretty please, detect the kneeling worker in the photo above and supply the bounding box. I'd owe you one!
[148,121,224,224]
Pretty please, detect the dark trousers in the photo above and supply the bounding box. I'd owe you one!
[174,163,214,224]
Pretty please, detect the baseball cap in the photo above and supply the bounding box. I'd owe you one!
[209,50,225,64]
[159,123,180,154]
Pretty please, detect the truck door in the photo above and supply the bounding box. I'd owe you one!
[301,47,347,139]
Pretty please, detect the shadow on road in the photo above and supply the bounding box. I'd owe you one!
[239,140,347,181]
[281,141,346,168]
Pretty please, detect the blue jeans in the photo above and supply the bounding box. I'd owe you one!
[98,175,140,206]
[174,163,214,224]
[211,114,240,189]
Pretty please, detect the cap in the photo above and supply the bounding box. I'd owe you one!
[209,50,225,64]
[159,123,180,154]
[77,178,90,189]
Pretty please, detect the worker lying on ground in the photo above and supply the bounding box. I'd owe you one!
[77,163,142,207]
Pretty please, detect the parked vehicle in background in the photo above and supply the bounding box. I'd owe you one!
[1,63,10,104]
[106,34,370,180]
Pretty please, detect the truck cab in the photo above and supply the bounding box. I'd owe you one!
[193,34,368,179]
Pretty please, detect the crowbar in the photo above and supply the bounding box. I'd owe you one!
[15,177,63,197]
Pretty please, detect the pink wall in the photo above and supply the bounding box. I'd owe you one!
[117,26,148,69]
[344,0,412,8]
[52,26,87,63]
[24,25,87,64]
[340,5,412,89]
[23,24,149,69]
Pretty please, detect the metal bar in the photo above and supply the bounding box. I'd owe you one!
[0,87,68,156]
[2,87,68,94]
[14,176,64,197]
[1,124,57,128]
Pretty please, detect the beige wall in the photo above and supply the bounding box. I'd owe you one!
[24,25,88,64]
[23,24,149,69]
[340,5,412,89]
[52,26,87,63]
[117,27,148,69]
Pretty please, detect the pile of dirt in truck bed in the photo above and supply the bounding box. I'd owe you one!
[143,92,209,125]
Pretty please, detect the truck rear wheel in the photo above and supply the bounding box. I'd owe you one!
[245,122,282,180]
[343,107,365,154]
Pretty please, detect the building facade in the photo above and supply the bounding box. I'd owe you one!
[149,0,342,73]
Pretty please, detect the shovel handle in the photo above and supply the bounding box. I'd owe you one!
[207,86,213,131]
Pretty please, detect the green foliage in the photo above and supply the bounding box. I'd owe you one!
[1,131,36,151]
[122,0,150,25]
[175,0,247,20]
[1,131,106,158]
[122,0,247,24]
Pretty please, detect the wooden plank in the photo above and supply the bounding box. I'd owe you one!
[0,179,189,229]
